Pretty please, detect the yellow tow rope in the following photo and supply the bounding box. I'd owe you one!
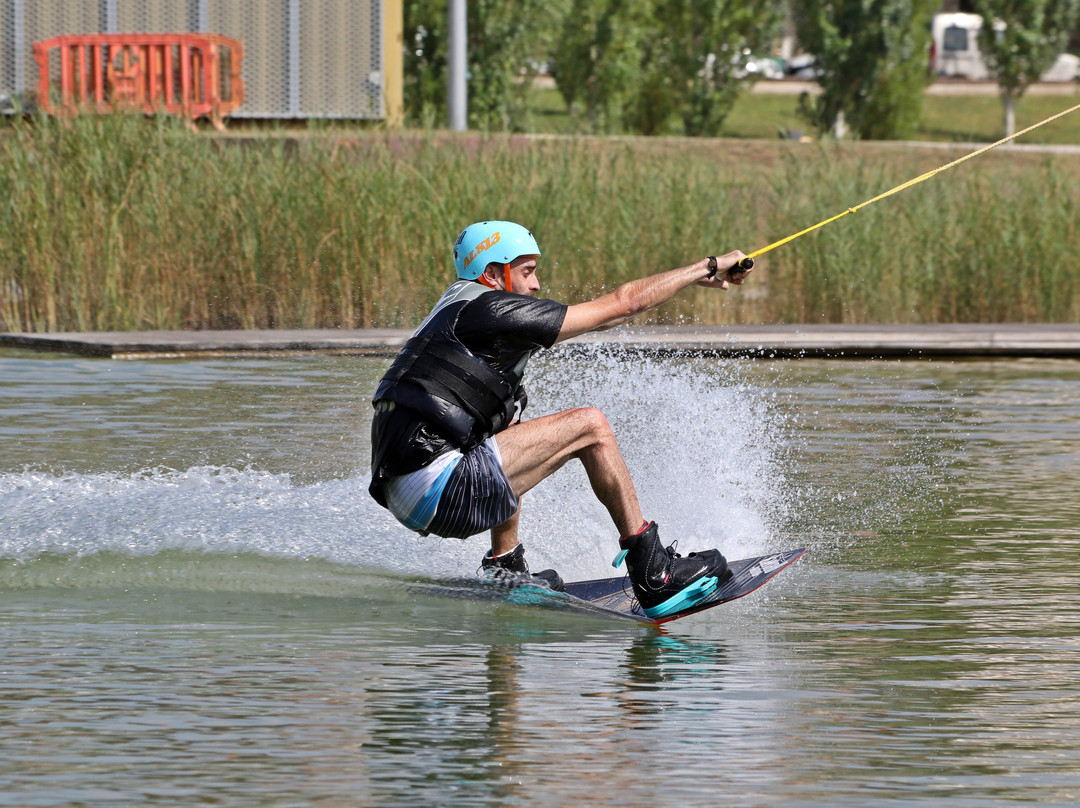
[737,100,1080,270]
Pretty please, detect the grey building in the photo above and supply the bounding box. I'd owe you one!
[1,0,403,121]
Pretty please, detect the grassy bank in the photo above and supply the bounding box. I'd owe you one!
[1,112,1078,332]
[527,85,1080,143]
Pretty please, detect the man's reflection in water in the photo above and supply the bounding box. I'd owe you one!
[618,632,731,714]
[360,626,732,800]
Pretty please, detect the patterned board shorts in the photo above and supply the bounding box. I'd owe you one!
[383,437,519,539]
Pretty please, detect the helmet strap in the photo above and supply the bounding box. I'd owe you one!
[475,263,515,292]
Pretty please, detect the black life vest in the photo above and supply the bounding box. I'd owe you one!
[372,281,529,452]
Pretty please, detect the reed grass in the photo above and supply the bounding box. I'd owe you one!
[764,147,1080,322]
[1,113,1077,332]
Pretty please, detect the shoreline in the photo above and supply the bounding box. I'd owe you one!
[4,324,1080,360]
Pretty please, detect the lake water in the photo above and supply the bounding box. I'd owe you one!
[3,345,1080,807]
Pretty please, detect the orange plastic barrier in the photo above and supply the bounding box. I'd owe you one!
[32,33,244,129]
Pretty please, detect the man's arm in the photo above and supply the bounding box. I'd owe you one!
[556,250,749,343]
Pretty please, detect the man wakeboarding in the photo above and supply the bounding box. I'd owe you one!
[368,220,752,619]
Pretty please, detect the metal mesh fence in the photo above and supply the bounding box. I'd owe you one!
[1,0,384,118]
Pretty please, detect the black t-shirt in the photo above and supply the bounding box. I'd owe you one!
[370,290,567,480]
[454,291,567,368]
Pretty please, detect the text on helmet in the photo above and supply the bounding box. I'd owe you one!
[463,231,501,272]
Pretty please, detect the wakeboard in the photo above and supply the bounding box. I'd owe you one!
[411,548,805,625]
[564,548,806,624]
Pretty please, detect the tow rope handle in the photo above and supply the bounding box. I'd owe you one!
[709,256,756,277]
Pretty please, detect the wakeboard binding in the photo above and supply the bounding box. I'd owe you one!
[614,522,731,619]
[480,542,565,592]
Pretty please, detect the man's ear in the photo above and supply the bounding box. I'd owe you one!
[479,263,502,290]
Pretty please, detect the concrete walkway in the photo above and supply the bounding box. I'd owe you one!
[4,324,1080,360]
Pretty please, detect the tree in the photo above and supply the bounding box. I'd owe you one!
[791,0,938,139]
[552,0,651,133]
[403,0,561,129]
[554,0,782,136]
[627,0,783,137]
[973,0,1080,136]
[404,0,449,126]
[466,0,566,130]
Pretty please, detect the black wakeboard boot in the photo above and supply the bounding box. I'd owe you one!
[479,543,565,592]
[614,522,730,619]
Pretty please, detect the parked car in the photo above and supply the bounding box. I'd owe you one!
[736,51,786,80]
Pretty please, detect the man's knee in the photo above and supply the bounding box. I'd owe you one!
[569,407,617,445]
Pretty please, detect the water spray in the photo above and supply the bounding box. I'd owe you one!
[732,100,1080,272]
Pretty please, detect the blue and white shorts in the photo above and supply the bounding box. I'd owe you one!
[383,437,519,539]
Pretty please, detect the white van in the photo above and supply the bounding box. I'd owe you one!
[931,13,1078,81]
[932,13,999,79]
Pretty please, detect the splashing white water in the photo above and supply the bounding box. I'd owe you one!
[521,345,787,573]
[0,346,789,585]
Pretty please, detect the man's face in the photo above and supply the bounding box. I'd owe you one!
[508,255,540,296]
[485,255,540,296]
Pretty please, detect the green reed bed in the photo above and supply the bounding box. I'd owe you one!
[1,114,1077,332]
[766,147,1080,322]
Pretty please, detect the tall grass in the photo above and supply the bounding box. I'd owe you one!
[1,113,1077,332]
[765,147,1080,322]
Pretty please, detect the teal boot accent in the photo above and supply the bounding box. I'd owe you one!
[617,522,729,617]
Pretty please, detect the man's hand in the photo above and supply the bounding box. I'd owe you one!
[697,251,751,290]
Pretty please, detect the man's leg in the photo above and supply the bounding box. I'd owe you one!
[490,505,520,556]
[495,408,643,538]
[492,407,727,612]
[483,500,564,591]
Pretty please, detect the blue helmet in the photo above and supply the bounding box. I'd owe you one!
[453,221,541,280]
